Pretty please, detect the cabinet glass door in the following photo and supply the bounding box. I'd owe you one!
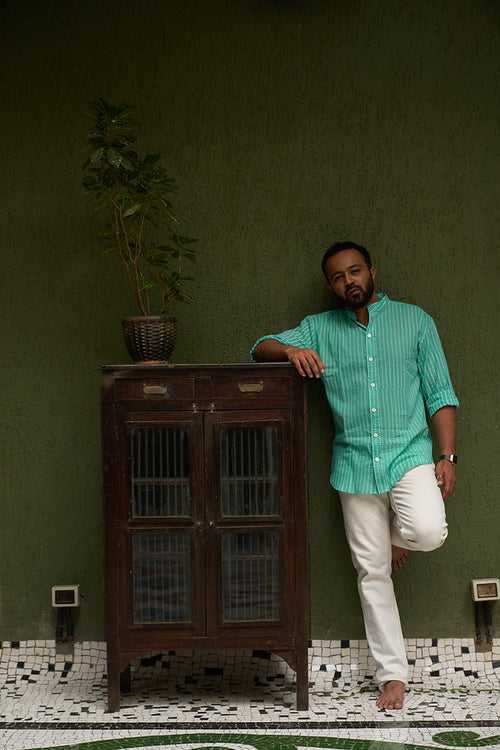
[122,412,204,634]
[221,528,280,623]
[129,424,191,518]
[132,530,192,624]
[218,423,282,518]
[207,411,292,633]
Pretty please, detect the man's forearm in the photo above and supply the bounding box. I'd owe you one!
[430,405,457,453]
[253,339,292,362]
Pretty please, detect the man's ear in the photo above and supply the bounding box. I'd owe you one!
[371,266,377,282]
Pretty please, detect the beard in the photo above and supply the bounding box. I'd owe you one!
[334,275,375,310]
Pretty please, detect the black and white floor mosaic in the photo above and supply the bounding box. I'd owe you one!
[1,639,499,749]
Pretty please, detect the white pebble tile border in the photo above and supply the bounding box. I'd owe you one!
[0,638,499,691]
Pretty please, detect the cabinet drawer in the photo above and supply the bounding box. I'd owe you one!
[212,376,291,400]
[114,378,195,401]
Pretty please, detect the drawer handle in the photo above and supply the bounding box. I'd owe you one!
[143,384,169,397]
[238,381,264,393]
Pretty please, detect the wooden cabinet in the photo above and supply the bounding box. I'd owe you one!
[101,363,310,711]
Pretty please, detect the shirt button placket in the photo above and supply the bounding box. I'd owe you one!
[367,329,382,489]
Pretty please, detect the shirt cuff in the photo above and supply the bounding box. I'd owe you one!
[426,389,459,418]
[249,334,290,361]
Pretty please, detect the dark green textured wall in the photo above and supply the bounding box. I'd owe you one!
[1,0,499,640]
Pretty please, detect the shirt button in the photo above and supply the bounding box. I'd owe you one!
[375,457,380,462]
[373,432,379,437]
[371,407,377,413]
[368,356,374,362]
[367,333,372,338]
[370,382,376,387]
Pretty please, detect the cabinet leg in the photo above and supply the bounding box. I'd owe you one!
[107,659,121,712]
[120,664,131,694]
[295,645,309,711]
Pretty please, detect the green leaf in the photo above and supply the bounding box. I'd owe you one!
[90,147,105,165]
[172,233,198,244]
[155,245,178,254]
[122,203,143,218]
[147,259,171,269]
[106,148,124,168]
[160,199,179,222]
[120,156,136,172]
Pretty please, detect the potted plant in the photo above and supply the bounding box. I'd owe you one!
[82,98,197,363]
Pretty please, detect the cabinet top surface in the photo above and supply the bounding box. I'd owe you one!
[100,362,294,372]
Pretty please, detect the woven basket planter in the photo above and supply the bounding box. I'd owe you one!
[122,316,177,363]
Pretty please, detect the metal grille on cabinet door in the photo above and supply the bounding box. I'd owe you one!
[221,529,280,622]
[218,424,280,517]
[130,426,191,517]
[132,532,192,625]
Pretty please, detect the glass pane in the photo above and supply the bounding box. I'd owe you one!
[219,425,280,516]
[130,426,191,517]
[132,532,192,624]
[221,530,280,622]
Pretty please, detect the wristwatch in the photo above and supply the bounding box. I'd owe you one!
[438,453,458,464]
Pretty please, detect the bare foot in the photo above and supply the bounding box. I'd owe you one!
[376,680,406,710]
[392,545,409,570]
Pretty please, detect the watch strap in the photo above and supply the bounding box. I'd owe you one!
[438,453,458,464]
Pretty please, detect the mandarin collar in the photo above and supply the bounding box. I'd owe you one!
[344,292,389,322]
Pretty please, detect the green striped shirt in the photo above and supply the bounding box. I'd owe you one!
[250,293,459,494]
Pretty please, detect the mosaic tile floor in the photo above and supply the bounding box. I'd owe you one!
[1,640,499,750]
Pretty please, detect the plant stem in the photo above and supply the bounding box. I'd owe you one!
[136,215,150,315]
[112,205,128,267]
[116,205,148,315]
[113,206,142,312]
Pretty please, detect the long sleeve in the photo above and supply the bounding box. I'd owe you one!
[250,315,316,361]
[417,314,459,417]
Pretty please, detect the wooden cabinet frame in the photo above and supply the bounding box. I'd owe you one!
[101,363,310,711]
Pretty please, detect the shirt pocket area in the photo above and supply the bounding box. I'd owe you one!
[321,363,367,436]
[320,364,340,388]
[320,364,346,402]
[377,357,415,434]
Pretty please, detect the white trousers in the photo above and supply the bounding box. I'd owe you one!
[338,463,448,688]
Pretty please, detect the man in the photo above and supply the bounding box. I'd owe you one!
[250,241,459,711]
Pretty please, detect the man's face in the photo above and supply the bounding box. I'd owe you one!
[324,249,376,310]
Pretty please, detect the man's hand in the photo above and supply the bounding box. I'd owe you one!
[285,346,326,378]
[435,459,456,501]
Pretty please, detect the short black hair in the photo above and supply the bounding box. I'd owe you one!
[321,241,372,279]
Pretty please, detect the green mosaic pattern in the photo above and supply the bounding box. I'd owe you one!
[22,730,500,750]
[433,732,500,747]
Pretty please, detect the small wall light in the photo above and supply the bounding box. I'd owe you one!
[51,585,80,643]
[471,578,499,652]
